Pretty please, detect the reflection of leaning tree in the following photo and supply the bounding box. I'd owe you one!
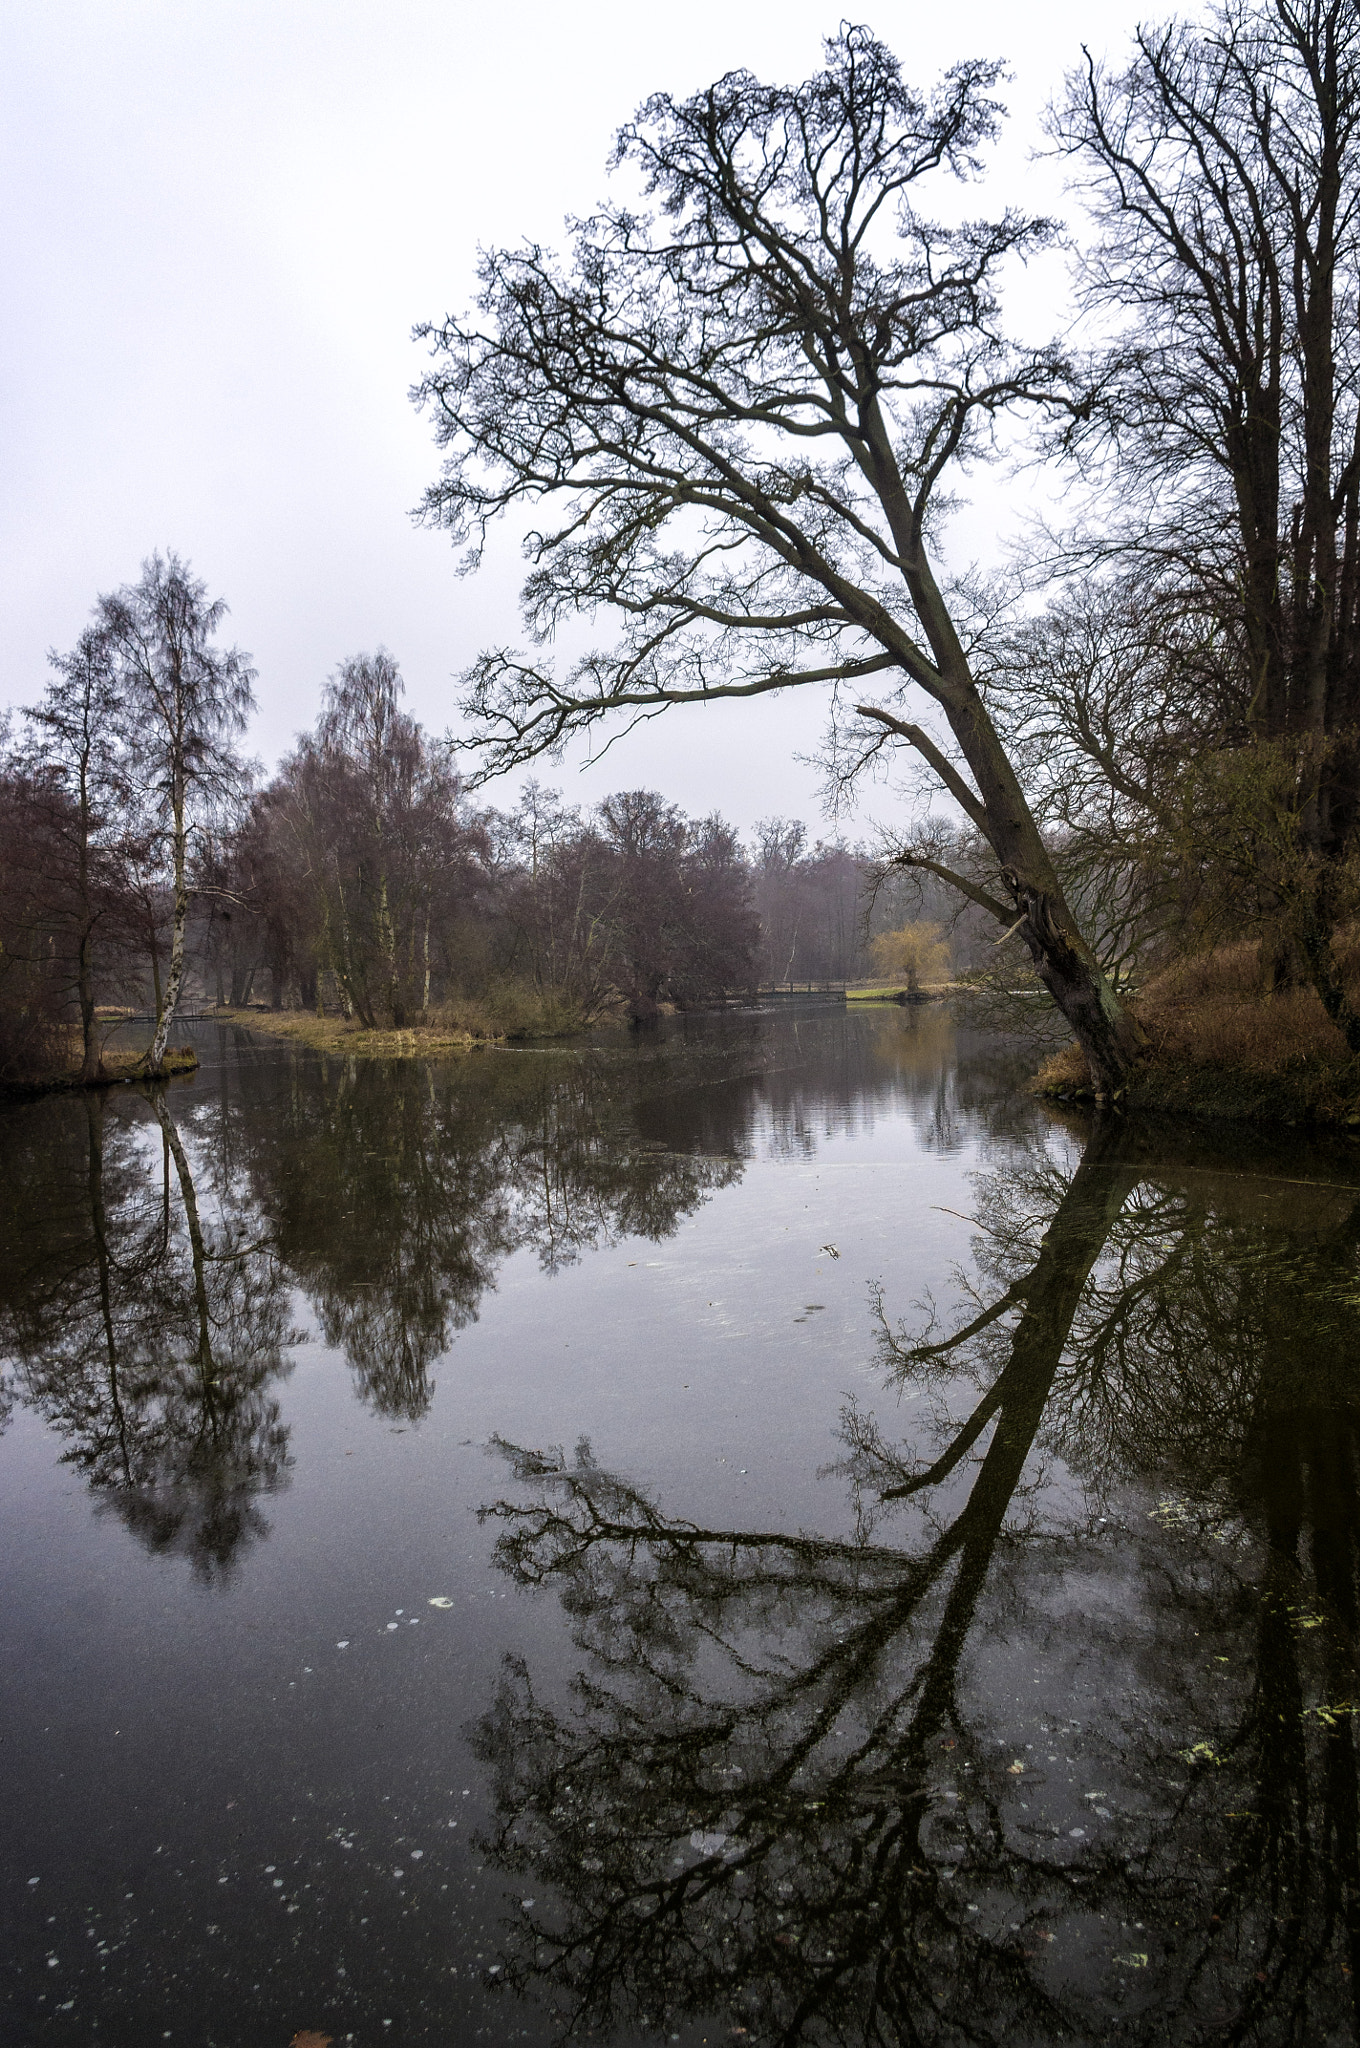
[472,1129,1141,2046]
[471,1121,1360,2045]
[0,1089,295,1580]
[933,1124,1360,2040]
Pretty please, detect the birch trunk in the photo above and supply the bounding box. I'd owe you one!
[147,787,188,1072]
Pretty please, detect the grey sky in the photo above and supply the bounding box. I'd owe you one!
[2,0,1153,833]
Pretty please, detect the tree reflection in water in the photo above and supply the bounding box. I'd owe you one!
[237,1047,742,1420]
[0,1031,752,1567]
[0,1091,294,1580]
[473,1119,1360,2046]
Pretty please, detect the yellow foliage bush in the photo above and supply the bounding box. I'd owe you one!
[868,921,951,991]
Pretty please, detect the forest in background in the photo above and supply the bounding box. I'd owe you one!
[0,553,982,1083]
[9,0,1360,1116]
[407,2,1360,1110]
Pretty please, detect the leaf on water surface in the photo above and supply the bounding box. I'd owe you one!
[428,1596,454,1608]
[1113,1953,1149,1969]
[289,2033,333,2047]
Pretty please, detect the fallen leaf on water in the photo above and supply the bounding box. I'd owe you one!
[1113,1952,1148,1969]
[290,2033,333,2047]
[428,1597,454,1609]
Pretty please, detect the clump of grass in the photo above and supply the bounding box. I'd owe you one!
[212,981,595,1059]
[1034,938,1360,1125]
[425,983,593,1040]
[1138,941,1350,1070]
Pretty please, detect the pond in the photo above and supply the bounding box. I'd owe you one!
[1,1004,1358,2047]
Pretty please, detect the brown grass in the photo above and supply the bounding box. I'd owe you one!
[209,983,594,1060]
[211,1009,486,1058]
[1034,938,1360,1124]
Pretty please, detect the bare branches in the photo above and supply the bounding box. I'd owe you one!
[413,28,1068,760]
[853,702,994,840]
[413,26,1149,1092]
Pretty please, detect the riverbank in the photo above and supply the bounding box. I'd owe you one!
[0,1041,199,1098]
[209,988,592,1057]
[1034,943,1360,1126]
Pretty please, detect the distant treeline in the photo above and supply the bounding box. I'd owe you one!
[0,553,976,1080]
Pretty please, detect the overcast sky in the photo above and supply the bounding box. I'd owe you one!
[1,0,1155,835]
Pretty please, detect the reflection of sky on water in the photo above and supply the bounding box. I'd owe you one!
[0,1007,1358,2044]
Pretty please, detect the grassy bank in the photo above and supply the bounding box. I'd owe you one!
[211,986,594,1058]
[846,981,962,1003]
[0,1039,198,1098]
[1034,942,1360,1126]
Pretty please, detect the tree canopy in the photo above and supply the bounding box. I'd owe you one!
[414,26,1149,1096]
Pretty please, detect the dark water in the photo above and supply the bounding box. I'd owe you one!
[2,1007,1360,2048]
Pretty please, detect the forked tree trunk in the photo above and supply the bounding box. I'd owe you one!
[77,927,104,1084]
[147,796,188,1073]
[75,755,105,1084]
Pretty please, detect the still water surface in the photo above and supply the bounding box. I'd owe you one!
[2,1006,1359,2046]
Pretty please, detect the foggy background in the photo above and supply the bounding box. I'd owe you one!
[1,0,1150,832]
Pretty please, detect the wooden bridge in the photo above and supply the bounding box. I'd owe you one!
[746,982,847,1002]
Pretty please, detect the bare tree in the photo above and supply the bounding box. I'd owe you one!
[413,27,1147,1098]
[97,553,255,1071]
[24,628,132,1080]
[1051,0,1360,1032]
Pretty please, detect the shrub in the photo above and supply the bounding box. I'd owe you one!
[868,921,952,991]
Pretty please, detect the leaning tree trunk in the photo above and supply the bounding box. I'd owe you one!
[1005,873,1148,1099]
[859,668,1148,1101]
[940,646,1146,1100]
[855,450,1150,1102]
